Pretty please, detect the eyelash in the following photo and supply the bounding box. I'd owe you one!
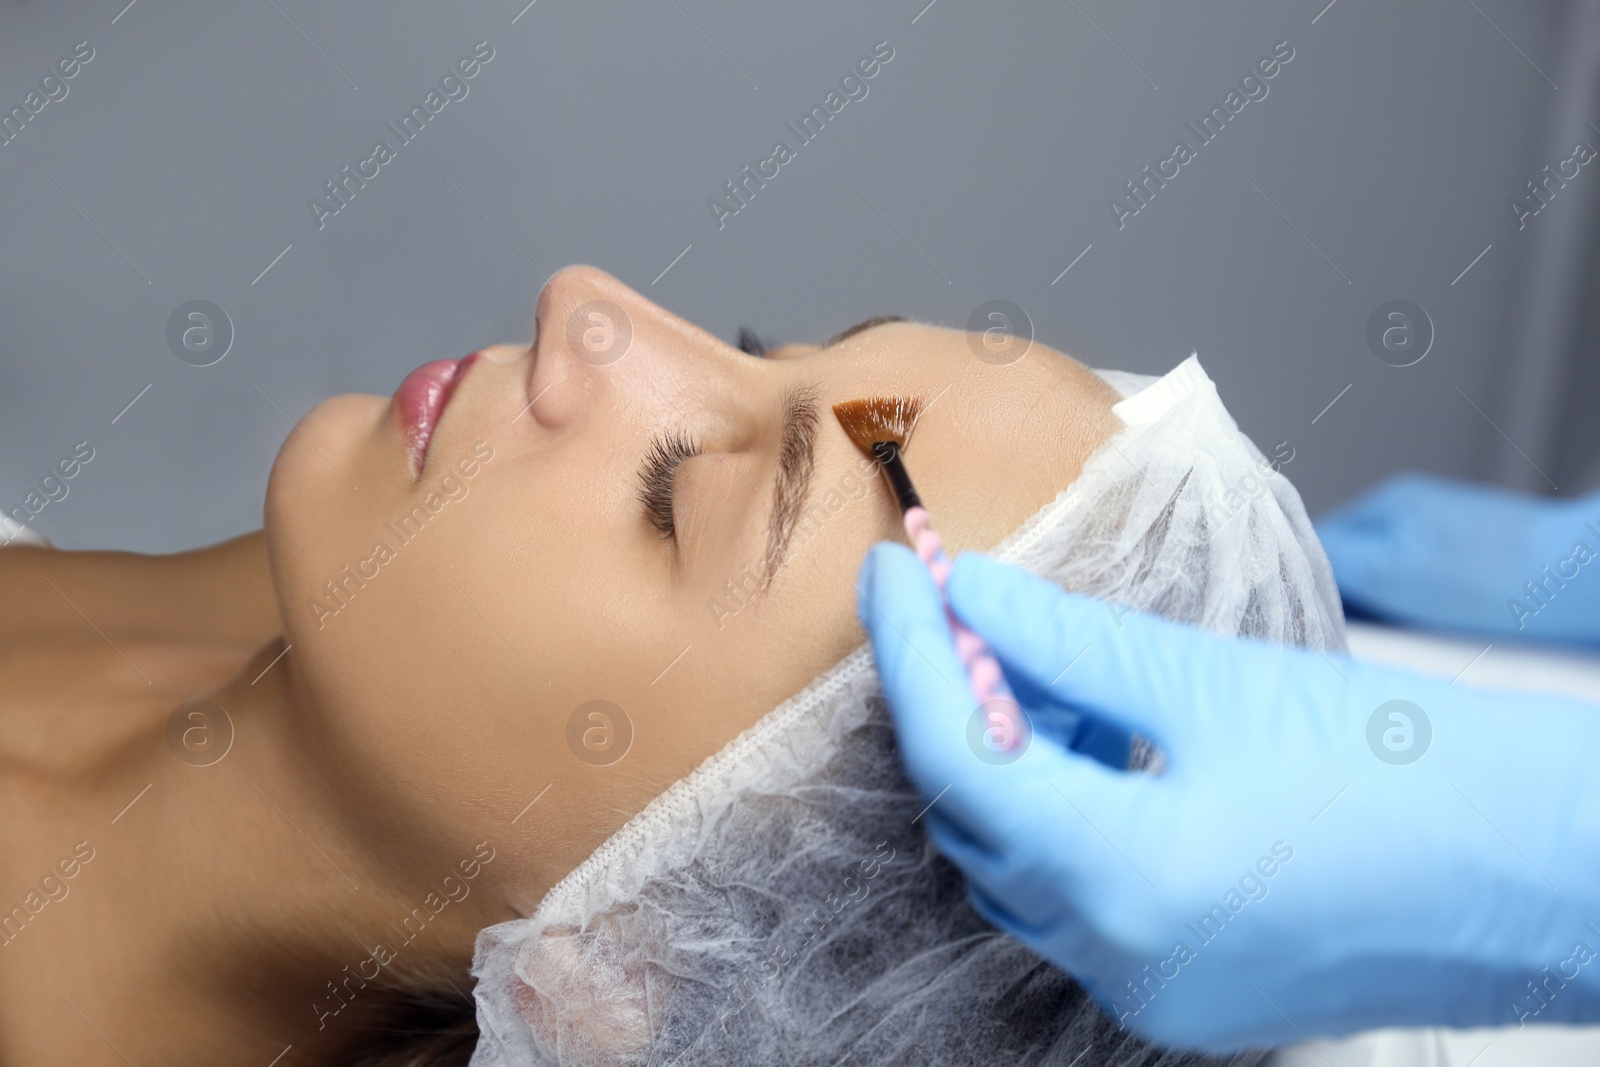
[637,431,701,540]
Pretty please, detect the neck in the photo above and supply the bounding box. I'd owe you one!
[89,639,484,1063]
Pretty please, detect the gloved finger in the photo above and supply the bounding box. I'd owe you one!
[1314,476,1460,615]
[858,543,1159,857]
[1313,472,1448,558]
[1321,471,1439,522]
[1003,666,1133,768]
[1312,524,1388,612]
[857,542,1009,852]
[914,744,1168,912]
[1313,485,1413,588]
[924,797,1126,937]
[961,865,1143,1010]
[945,552,1253,758]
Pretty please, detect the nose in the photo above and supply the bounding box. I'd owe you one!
[535,264,610,338]
[534,265,641,369]
[521,266,616,430]
[526,265,750,431]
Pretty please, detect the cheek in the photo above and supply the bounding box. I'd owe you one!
[701,445,898,696]
[673,454,766,568]
[284,457,587,852]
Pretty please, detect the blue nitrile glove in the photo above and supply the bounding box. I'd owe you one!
[858,542,1600,1053]
[1316,473,1600,645]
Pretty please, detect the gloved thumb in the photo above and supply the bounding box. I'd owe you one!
[859,542,1162,859]
[946,551,1233,760]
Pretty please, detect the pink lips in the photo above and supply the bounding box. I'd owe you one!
[394,352,478,473]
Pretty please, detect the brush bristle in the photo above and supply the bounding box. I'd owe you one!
[830,396,924,458]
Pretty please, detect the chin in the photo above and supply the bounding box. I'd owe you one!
[263,394,389,619]
[266,392,388,504]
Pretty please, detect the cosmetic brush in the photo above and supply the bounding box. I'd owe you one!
[833,396,1028,755]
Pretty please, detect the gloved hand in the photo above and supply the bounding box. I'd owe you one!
[1316,473,1600,645]
[858,542,1600,1053]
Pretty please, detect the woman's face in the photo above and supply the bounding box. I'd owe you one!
[265,266,1118,913]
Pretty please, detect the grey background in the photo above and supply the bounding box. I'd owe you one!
[0,0,1590,553]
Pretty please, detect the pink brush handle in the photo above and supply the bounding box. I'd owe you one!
[904,507,1028,754]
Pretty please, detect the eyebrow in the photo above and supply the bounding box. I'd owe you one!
[763,382,821,573]
[823,315,905,348]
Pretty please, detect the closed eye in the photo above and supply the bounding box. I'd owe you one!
[823,315,905,347]
[637,430,700,539]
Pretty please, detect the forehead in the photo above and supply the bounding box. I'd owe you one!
[811,320,967,363]
[808,321,1026,395]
